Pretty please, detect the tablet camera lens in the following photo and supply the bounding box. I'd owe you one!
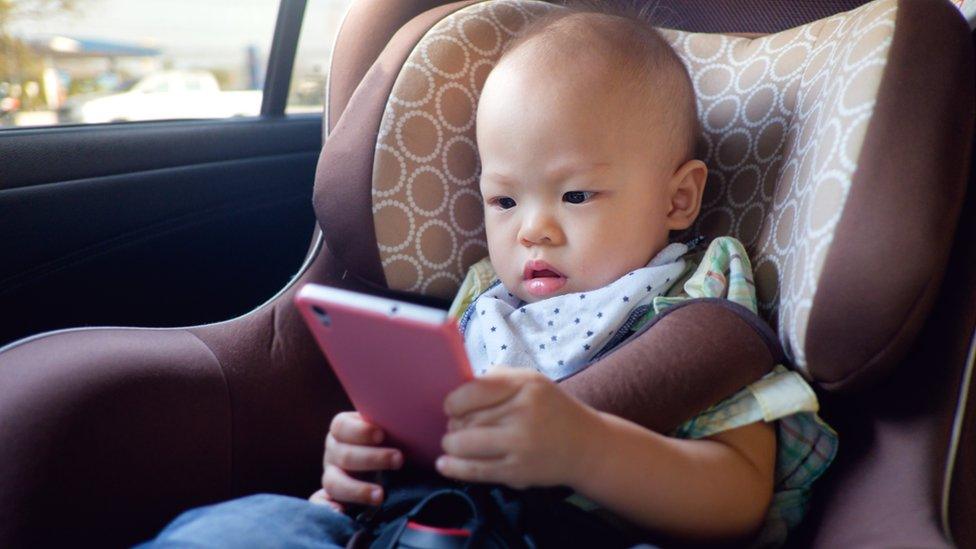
[390,305,399,315]
[311,305,331,327]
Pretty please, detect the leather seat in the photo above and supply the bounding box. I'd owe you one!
[0,1,972,547]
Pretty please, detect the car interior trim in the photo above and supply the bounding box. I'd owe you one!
[941,322,976,543]
[0,116,322,191]
[0,166,324,352]
[1,149,317,193]
[0,165,314,295]
[0,195,326,352]
[0,227,324,357]
[262,0,309,116]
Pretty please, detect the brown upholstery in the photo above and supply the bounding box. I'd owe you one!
[0,329,233,545]
[0,1,973,548]
[317,0,481,290]
[796,171,976,548]
[806,0,974,391]
[560,299,784,433]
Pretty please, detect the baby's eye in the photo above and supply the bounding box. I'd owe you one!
[563,191,594,204]
[492,196,517,209]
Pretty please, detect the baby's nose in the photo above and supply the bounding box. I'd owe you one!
[518,213,563,246]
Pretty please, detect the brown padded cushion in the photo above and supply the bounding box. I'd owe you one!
[805,0,973,391]
[560,299,783,433]
[0,329,233,546]
[316,1,479,288]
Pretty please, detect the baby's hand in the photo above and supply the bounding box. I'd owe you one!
[437,368,600,490]
[309,411,404,510]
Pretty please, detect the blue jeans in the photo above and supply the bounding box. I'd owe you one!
[137,470,660,548]
[137,494,358,548]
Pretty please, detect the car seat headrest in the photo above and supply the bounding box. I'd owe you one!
[314,0,972,390]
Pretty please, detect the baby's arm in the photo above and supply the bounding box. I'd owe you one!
[439,368,775,543]
[575,410,775,542]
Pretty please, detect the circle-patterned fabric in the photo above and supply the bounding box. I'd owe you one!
[371,0,896,372]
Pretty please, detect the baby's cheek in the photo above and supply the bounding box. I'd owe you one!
[497,272,528,302]
[579,255,641,290]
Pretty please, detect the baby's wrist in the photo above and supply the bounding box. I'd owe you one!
[565,407,612,492]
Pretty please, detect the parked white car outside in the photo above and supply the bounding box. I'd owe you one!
[59,70,262,124]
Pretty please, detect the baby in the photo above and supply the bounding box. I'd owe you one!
[143,4,835,548]
[322,6,775,545]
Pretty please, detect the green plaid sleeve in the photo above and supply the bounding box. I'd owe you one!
[660,237,838,547]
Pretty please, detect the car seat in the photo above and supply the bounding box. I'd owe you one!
[1,0,973,547]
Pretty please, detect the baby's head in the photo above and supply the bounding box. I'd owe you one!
[477,4,707,303]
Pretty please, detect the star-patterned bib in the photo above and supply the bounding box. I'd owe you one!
[459,243,689,380]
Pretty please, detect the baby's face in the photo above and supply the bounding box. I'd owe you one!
[477,57,696,304]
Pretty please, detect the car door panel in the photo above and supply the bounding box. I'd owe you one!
[0,117,321,346]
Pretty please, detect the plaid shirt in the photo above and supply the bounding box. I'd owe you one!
[660,237,837,547]
[449,237,838,548]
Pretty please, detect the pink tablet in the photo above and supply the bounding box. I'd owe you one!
[295,283,474,469]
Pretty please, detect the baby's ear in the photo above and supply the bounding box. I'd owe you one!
[665,159,708,231]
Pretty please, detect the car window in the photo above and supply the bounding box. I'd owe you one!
[286,0,355,115]
[0,0,282,128]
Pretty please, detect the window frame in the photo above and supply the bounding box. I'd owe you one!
[0,0,312,132]
[262,0,309,117]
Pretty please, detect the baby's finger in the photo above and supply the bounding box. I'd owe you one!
[308,488,346,514]
[444,375,521,417]
[441,427,510,459]
[435,455,506,485]
[326,435,404,472]
[323,464,385,506]
[447,402,513,431]
[441,426,509,459]
[330,412,384,445]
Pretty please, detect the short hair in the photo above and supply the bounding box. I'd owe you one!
[496,1,700,163]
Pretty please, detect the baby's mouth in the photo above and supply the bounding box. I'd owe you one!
[522,260,567,297]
